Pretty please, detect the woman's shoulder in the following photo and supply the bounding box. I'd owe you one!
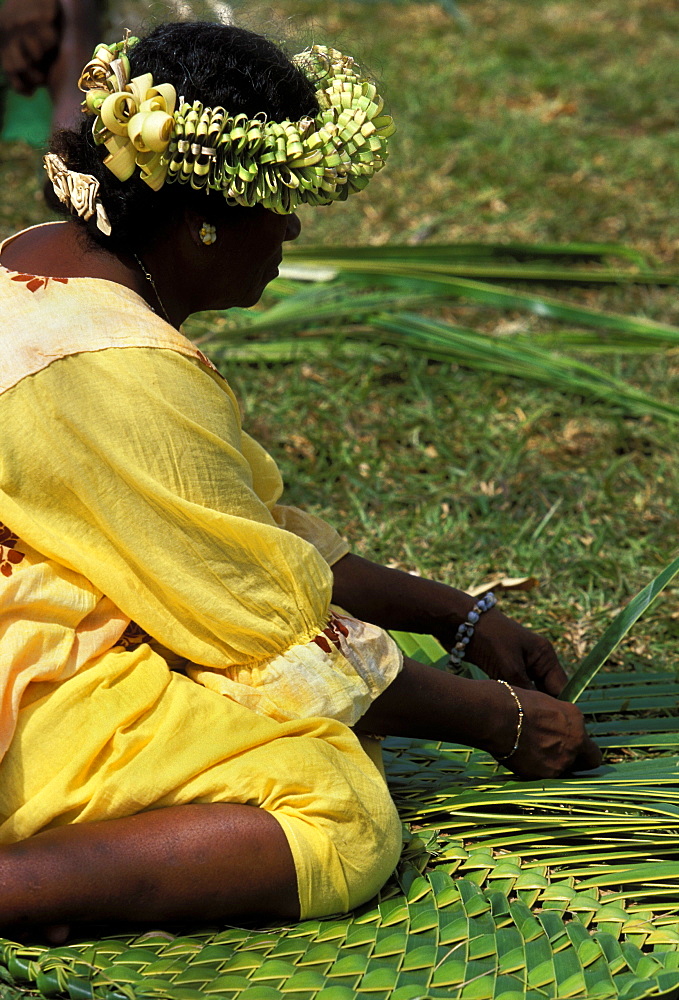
[0,220,111,280]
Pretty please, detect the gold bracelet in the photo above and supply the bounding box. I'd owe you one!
[495,679,524,760]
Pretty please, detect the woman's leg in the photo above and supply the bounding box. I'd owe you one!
[47,0,102,130]
[0,802,299,932]
[0,647,399,933]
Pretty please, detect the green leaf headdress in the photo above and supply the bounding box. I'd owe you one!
[75,32,396,215]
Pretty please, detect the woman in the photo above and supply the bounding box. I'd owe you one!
[0,21,600,935]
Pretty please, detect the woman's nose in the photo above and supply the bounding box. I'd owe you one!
[285,213,301,242]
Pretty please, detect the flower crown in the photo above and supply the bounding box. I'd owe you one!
[74,32,395,216]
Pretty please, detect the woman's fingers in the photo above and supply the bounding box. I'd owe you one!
[45,924,71,945]
[523,632,569,696]
[573,734,604,773]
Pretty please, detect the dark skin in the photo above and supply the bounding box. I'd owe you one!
[336,554,600,778]
[0,0,62,95]
[0,215,601,937]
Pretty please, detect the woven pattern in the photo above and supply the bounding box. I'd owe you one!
[0,662,678,1000]
[1,853,678,1000]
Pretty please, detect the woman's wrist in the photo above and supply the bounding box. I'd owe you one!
[457,677,520,757]
[356,660,519,757]
[494,680,524,760]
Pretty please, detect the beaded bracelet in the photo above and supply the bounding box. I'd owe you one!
[495,679,524,761]
[447,591,497,668]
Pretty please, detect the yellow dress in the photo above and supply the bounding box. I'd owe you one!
[0,226,403,919]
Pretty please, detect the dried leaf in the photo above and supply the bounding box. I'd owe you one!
[467,576,539,597]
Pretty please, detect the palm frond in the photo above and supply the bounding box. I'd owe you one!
[561,554,679,702]
[203,240,679,423]
[287,239,653,267]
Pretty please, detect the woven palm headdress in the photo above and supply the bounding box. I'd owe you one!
[45,31,395,232]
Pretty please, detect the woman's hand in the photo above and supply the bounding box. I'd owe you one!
[331,550,579,697]
[466,606,568,696]
[333,551,573,695]
[332,554,600,777]
[492,684,602,780]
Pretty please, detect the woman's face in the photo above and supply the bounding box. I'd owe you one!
[209,207,302,309]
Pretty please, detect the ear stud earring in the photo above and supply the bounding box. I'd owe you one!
[199,222,217,245]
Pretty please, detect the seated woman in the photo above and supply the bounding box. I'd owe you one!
[0,21,600,935]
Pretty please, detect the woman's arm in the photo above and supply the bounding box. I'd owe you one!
[355,656,601,779]
[0,348,336,671]
[0,0,61,94]
[333,554,602,778]
[332,552,567,696]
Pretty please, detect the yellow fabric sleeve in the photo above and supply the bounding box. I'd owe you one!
[235,429,351,567]
[270,504,351,567]
[0,347,335,669]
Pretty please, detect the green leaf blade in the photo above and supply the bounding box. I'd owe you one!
[561,555,679,703]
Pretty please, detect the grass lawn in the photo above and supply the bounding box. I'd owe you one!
[0,0,676,676]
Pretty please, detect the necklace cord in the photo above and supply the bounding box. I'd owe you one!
[133,253,173,325]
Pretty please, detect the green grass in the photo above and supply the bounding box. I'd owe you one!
[0,0,676,678]
[245,0,679,262]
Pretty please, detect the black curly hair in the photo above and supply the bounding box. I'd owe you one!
[49,22,319,252]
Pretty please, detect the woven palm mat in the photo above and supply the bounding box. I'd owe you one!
[1,669,679,1000]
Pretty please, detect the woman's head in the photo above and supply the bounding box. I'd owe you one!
[127,23,318,121]
[50,22,320,252]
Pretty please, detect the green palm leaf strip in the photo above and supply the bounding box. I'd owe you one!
[258,272,679,353]
[287,238,653,266]
[200,238,679,424]
[224,275,679,346]
[204,285,678,420]
[280,239,679,351]
[349,271,679,346]
[371,314,679,421]
[285,256,679,285]
[274,267,679,346]
[202,249,679,419]
[560,554,679,703]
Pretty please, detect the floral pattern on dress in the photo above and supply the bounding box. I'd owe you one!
[311,612,351,655]
[0,523,25,577]
[10,273,69,292]
[116,621,154,650]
